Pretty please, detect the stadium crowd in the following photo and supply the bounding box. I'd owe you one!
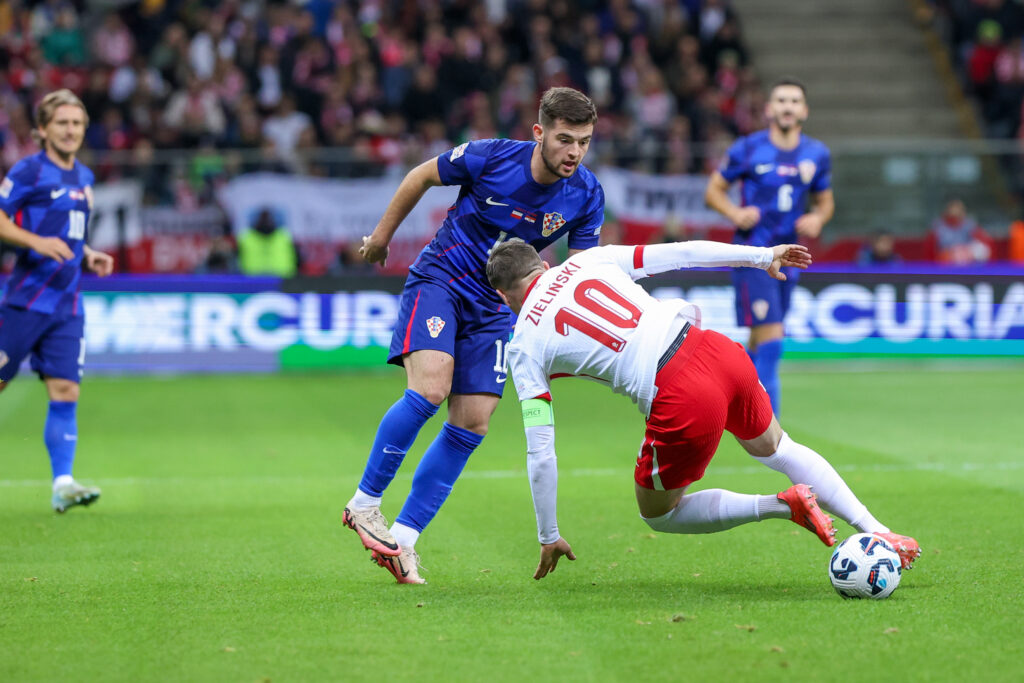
[0,0,761,186]
[930,0,1024,139]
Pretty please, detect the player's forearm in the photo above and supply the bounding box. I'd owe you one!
[370,159,442,244]
[627,241,773,276]
[525,423,560,544]
[808,190,834,225]
[0,211,40,250]
[705,176,741,223]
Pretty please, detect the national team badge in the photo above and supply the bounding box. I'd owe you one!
[799,160,817,184]
[542,212,566,237]
[0,350,8,370]
[425,316,446,338]
[752,299,770,321]
[0,177,12,199]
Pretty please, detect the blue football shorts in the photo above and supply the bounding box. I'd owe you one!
[387,273,512,396]
[732,266,799,328]
[0,305,85,383]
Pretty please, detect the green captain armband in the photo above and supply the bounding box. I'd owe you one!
[521,398,554,428]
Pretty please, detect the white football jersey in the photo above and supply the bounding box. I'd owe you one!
[507,242,773,416]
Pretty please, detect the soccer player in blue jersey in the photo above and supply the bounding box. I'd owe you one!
[704,77,834,415]
[343,87,605,583]
[0,89,114,512]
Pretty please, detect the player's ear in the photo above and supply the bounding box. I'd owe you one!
[532,123,544,144]
[542,261,551,271]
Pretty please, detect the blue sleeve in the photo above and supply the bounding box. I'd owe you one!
[0,159,39,217]
[436,139,495,186]
[718,138,748,183]
[567,184,605,250]
[811,147,831,193]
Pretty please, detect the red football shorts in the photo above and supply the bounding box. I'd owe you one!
[634,326,774,491]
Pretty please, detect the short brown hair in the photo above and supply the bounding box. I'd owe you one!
[486,241,544,291]
[538,87,597,129]
[769,77,807,100]
[34,89,89,129]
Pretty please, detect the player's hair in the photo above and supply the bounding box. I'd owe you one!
[769,77,807,100]
[486,241,544,291]
[538,87,598,128]
[34,89,89,129]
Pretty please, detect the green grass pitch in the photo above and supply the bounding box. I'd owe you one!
[2,364,1023,682]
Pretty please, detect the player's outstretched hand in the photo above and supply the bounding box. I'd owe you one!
[359,234,389,267]
[767,244,812,281]
[534,537,576,580]
[33,236,73,263]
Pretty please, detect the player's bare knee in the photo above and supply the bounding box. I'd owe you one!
[45,378,79,402]
[740,417,783,458]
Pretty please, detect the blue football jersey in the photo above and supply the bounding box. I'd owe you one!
[719,130,831,247]
[414,138,604,305]
[0,151,94,316]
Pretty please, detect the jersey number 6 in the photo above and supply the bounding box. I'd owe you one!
[553,279,642,352]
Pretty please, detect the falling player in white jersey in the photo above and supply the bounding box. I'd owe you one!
[485,240,919,580]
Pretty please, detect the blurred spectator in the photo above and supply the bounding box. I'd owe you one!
[929,197,994,264]
[237,208,298,277]
[196,234,238,275]
[262,93,313,168]
[91,11,135,68]
[857,230,903,266]
[1008,216,1024,262]
[163,74,226,145]
[40,6,85,66]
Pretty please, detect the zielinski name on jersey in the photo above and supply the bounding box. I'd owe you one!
[523,260,583,326]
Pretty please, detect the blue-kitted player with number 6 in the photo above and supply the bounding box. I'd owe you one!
[705,77,834,416]
[0,89,114,513]
[343,87,605,583]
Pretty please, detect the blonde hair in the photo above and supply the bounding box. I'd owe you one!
[32,89,89,144]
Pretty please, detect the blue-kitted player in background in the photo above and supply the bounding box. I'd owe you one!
[704,77,834,415]
[0,89,115,512]
[343,87,605,583]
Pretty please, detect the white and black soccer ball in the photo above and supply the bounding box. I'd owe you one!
[828,533,902,599]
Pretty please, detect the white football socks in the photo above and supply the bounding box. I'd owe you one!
[391,523,419,551]
[642,489,790,534]
[52,474,73,491]
[758,432,889,534]
[348,489,382,511]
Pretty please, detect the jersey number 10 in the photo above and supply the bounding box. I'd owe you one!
[68,210,86,240]
[553,279,642,352]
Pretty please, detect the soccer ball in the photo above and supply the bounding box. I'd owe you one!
[828,533,902,599]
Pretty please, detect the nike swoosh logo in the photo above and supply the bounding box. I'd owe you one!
[382,446,405,455]
[496,375,507,384]
[485,196,509,206]
[395,557,410,577]
[755,164,774,174]
[358,524,400,551]
[51,189,67,199]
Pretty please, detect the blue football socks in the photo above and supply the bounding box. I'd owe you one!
[357,389,439,497]
[44,401,77,479]
[395,423,484,532]
[753,338,783,415]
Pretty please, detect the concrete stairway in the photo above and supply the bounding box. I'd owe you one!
[730,0,963,142]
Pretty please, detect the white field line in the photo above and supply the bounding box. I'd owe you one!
[0,460,1021,488]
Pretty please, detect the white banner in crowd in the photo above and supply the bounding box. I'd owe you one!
[217,173,460,241]
[89,179,144,251]
[598,167,737,227]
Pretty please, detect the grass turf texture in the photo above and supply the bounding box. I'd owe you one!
[1,366,1022,682]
